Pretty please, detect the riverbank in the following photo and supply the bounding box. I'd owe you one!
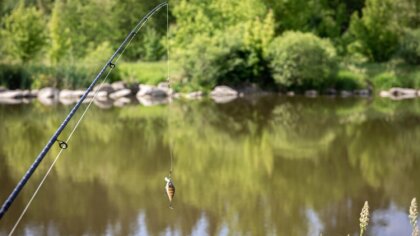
[0,61,419,107]
[1,81,420,108]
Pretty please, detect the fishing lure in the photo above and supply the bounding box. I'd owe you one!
[165,177,175,209]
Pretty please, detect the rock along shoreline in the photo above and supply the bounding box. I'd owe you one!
[0,83,419,107]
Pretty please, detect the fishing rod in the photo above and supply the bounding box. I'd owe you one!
[0,2,168,220]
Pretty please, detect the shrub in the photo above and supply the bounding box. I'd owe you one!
[399,29,420,65]
[175,13,275,91]
[371,72,402,90]
[0,64,32,89]
[1,3,47,63]
[335,70,364,90]
[268,31,338,90]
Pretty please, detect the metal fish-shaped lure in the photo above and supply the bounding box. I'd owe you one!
[165,177,175,209]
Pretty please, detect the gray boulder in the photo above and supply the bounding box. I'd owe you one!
[94,83,114,93]
[389,88,417,97]
[59,90,84,98]
[111,81,127,91]
[287,91,295,96]
[113,97,132,107]
[38,96,58,106]
[88,90,109,98]
[38,87,59,99]
[389,88,417,100]
[59,97,78,105]
[340,90,353,97]
[28,90,39,98]
[158,82,170,89]
[0,98,23,104]
[94,91,109,101]
[137,85,168,97]
[0,90,24,99]
[379,90,391,97]
[109,89,133,99]
[94,99,113,109]
[210,86,238,97]
[137,96,169,106]
[353,89,371,97]
[325,88,337,96]
[305,90,318,97]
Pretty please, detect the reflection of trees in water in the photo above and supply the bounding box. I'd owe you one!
[0,98,419,235]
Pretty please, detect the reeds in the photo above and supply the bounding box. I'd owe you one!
[410,198,419,236]
[359,201,370,236]
[322,198,419,236]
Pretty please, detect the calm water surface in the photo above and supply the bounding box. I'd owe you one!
[0,96,419,236]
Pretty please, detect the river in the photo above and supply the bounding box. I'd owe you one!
[0,96,419,235]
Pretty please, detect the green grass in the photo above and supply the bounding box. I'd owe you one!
[339,61,420,91]
[335,70,365,90]
[117,61,169,85]
[1,60,418,91]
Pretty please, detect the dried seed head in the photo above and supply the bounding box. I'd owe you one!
[410,198,418,228]
[413,227,419,236]
[410,198,419,236]
[360,201,370,234]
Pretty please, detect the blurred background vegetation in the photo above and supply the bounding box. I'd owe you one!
[0,0,419,92]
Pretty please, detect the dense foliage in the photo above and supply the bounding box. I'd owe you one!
[172,3,275,90]
[0,0,419,90]
[346,0,399,62]
[400,29,420,65]
[268,32,338,90]
[0,2,47,62]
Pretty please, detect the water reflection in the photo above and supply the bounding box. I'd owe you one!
[0,97,419,235]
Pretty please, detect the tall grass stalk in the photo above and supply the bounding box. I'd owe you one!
[410,198,419,236]
[359,201,369,236]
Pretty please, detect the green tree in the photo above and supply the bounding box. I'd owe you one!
[172,0,275,89]
[142,28,164,61]
[263,0,365,38]
[1,2,47,62]
[393,0,420,29]
[112,0,169,61]
[49,0,71,64]
[346,0,399,62]
[53,0,117,59]
[399,29,420,65]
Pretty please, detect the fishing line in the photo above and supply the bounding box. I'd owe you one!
[166,3,174,178]
[8,68,114,236]
[165,4,175,211]
[6,2,169,234]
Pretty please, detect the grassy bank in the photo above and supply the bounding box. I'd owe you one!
[0,61,419,92]
[0,61,169,90]
[339,61,420,90]
[117,61,168,85]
